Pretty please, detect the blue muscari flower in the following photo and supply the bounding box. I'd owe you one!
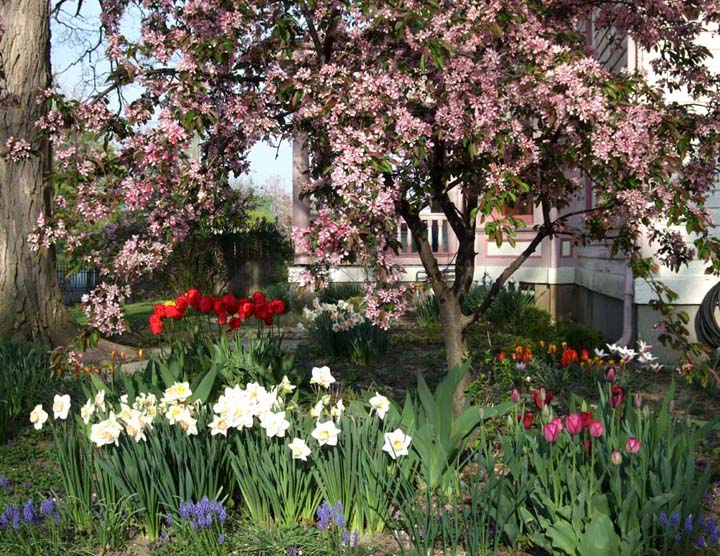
[316,501,333,531]
[22,481,31,491]
[660,511,668,527]
[697,535,707,548]
[178,497,226,531]
[0,476,9,490]
[3,504,21,531]
[333,501,345,529]
[22,500,38,525]
[165,515,173,528]
[342,529,350,546]
[218,533,224,545]
[39,498,55,517]
[699,516,707,528]
[352,529,359,548]
[675,532,682,542]
[670,511,681,529]
[287,548,299,556]
[685,515,694,535]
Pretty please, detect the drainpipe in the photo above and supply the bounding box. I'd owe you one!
[616,257,634,347]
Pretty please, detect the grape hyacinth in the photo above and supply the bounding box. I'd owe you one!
[659,510,720,548]
[177,496,226,531]
[316,500,359,548]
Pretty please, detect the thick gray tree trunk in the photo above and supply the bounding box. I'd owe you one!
[0,0,77,345]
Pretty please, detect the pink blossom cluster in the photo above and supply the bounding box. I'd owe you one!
[3,137,32,161]
[81,283,131,336]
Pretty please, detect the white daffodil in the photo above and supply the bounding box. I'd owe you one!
[310,400,324,418]
[288,437,311,461]
[165,404,190,425]
[310,366,336,389]
[311,420,341,447]
[369,393,390,420]
[383,428,412,460]
[209,414,231,437]
[29,404,49,430]
[330,399,345,419]
[259,411,291,438]
[124,414,147,443]
[52,394,71,420]
[94,390,106,412]
[81,399,95,424]
[279,375,296,394]
[177,413,198,436]
[163,382,192,404]
[89,412,124,447]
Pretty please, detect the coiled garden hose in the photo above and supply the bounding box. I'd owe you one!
[695,282,720,348]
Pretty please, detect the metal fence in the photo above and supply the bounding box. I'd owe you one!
[56,264,99,305]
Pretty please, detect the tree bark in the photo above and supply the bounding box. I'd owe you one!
[0,0,77,345]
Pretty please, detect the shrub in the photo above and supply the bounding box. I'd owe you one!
[304,299,389,365]
[413,290,439,329]
[0,339,56,443]
[318,283,364,305]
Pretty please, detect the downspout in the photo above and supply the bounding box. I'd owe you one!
[616,37,639,348]
[616,257,634,347]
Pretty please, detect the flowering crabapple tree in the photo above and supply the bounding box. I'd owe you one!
[10,1,720,405]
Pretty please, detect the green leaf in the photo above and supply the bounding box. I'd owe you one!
[191,365,217,404]
[546,520,579,555]
[578,513,621,556]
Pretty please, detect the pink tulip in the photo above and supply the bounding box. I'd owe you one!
[633,392,642,409]
[625,437,642,454]
[605,366,617,382]
[543,418,563,443]
[588,419,605,438]
[611,450,622,465]
[565,413,583,436]
[511,388,520,403]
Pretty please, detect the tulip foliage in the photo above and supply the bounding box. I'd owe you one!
[12,1,720,374]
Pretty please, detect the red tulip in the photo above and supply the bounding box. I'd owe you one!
[198,295,214,314]
[217,312,228,326]
[153,304,167,319]
[228,316,241,331]
[511,388,520,403]
[581,411,593,429]
[609,385,625,409]
[543,418,563,442]
[239,302,254,319]
[263,315,274,326]
[149,314,164,335]
[213,298,226,316]
[252,291,267,304]
[222,293,238,315]
[175,295,189,314]
[580,348,591,362]
[498,351,507,362]
[565,413,583,435]
[588,419,605,438]
[611,450,622,465]
[254,302,269,321]
[268,299,286,315]
[625,437,642,454]
[533,388,553,410]
[165,304,182,320]
[186,288,201,309]
[518,411,533,429]
[560,348,578,367]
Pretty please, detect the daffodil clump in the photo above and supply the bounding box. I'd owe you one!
[28,367,412,462]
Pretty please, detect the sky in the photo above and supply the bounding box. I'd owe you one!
[49,0,293,189]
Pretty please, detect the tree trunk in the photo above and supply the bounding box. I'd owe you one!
[436,290,471,415]
[0,0,77,345]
